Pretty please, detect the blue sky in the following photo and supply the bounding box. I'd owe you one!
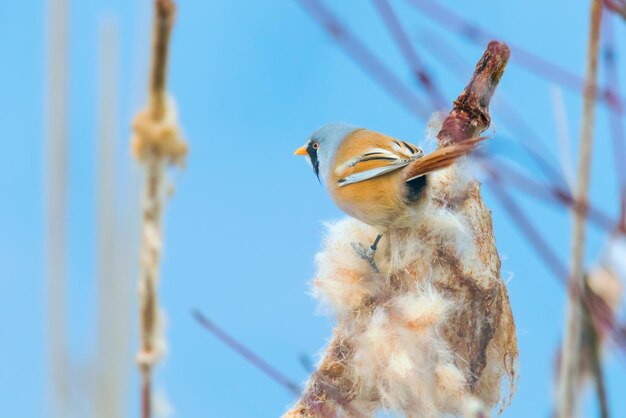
[0,0,625,417]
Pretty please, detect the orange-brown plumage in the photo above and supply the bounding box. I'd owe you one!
[296,124,484,230]
[328,129,420,229]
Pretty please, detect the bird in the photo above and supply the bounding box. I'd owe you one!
[294,123,484,271]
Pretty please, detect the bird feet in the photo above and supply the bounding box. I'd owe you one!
[351,234,383,274]
[351,242,380,273]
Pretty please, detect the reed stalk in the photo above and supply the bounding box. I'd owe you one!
[131,2,186,417]
[45,0,70,416]
[557,1,603,417]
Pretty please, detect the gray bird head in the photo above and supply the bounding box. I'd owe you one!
[294,123,360,184]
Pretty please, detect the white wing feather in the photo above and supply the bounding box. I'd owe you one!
[338,160,412,186]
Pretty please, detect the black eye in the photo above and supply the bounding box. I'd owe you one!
[312,142,319,150]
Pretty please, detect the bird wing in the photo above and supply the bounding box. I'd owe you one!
[336,135,487,187]
[336,140,423,187]
[402,136,487,182]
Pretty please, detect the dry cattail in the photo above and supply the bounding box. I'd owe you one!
[285,42,517,417]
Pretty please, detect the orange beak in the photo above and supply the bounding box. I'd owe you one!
[294,145,308,156]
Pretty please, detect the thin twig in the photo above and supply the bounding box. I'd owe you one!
[192,310,301,395]
[296,0,430,118]
[371,0,447,109]
[405,0,623,114]
[558,1,603,417]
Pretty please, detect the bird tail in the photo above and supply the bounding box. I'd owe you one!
[402,136,487,182]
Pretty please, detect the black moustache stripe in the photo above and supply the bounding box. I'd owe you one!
[306,142,320,179]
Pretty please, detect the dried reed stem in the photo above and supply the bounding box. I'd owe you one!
[557,1,603,417]
[95,19,130,418]
[45,0,70,416]
[132,2,186,418]
[149,1,175,121]
[582,282,609,418]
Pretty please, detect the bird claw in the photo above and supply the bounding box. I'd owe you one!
[351,242,380,273]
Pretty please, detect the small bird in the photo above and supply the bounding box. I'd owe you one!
[294,123,483,271]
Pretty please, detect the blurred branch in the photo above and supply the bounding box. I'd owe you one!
[45,0,70,416]
[193,311,363,417]
[486,177,569,283]
[483,159,618,234]
[132,2,186,418]
[371,0,447,109]
[405,0,624,114]
[192,310,301,395]
[558,1,603,417]
[604,0,626,19]
[485,175,624,356]
[95,19,129,418]
[296,0,430,118]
